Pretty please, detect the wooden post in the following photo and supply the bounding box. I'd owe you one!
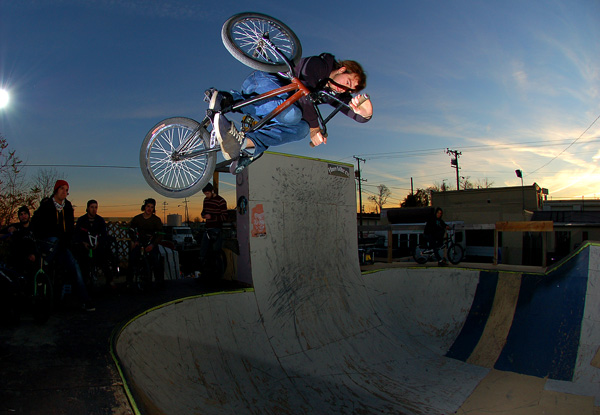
[387,228,393,263]
[494,228,499,265]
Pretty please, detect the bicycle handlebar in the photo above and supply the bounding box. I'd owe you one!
[309,93,370,147]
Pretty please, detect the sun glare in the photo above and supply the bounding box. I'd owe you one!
[0,89,9,109]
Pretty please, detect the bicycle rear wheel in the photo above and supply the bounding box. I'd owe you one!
[221,12,302,73]
[140,117,216,198]
[447,244,464,265]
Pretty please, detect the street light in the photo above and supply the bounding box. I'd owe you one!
[515,169,524,211]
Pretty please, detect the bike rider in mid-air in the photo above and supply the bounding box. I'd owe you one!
[207,53,373,170]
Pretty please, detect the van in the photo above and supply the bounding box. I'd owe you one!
[164,226,195,249]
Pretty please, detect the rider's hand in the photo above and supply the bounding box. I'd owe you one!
[145,244,154,253]
[204,213,212,220]
[349,94,373,119]
[310,127,327,146]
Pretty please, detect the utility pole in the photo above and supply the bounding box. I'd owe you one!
[162,201,168,223]
[354,156,366,237]
[446,148,462,190]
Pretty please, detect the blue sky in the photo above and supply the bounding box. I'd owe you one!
[1,0,599,218]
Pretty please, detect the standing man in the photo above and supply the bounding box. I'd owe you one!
[128,198,164,289]
[198,183,228,271]
[424,207,450,266]
[75,200,115,289]
[32,180,95,311]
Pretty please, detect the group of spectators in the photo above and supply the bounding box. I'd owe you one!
[0,179,230,313]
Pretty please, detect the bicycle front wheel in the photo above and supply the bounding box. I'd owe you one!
[222,12,302,73]
[140,117,217,198]
[413,245,428,264]
[447,244,464,265]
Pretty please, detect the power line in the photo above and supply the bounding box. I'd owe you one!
[21,163,137,169]
[354,136,600,161]
[528,113,600,175]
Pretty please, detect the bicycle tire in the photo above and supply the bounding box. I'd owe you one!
[140,117,216,198]
[221,12,302,73]
[413,245,428,264]
[32,271,53,324]
[447,244,464,265]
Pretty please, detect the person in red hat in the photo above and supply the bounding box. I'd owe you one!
[32,180,95,311]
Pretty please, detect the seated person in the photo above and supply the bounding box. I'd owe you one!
[75,200,115,289]
[128,198,164,289]
[0,206,38,277]
[31,180,95,311]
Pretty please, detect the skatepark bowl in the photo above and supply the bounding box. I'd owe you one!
[113,154,600,415]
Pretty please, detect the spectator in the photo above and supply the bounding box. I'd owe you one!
[198,183,228,273]
[31,180,95,311]
[0,206,38,277]
[424,207,450,266]
[75,200,115,289]
[128,198,164,289]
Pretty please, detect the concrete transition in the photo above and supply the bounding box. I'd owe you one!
[115,153,600,415]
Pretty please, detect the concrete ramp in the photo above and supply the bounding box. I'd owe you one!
[114,154,600,414]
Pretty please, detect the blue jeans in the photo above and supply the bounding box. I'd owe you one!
[231,71,309,155]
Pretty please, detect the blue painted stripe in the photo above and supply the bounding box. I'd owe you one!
[446,271,498,361]
[494,248,588,381]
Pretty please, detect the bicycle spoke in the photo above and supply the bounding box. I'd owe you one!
[231,18,294,64]
[145,123,210,192]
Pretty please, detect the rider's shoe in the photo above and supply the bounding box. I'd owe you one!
[205,89,233,112]
[438,259,448,267]
[214,113,247,160]
[229,154,254,175]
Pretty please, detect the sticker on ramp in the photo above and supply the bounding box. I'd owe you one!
[251,204,267,238]
[328,164,350,178]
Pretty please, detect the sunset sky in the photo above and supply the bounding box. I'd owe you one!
[1,0,599,220]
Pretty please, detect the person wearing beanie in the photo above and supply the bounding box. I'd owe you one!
[0,205,37,277]
[31,180,95,311]
[197,182,228,277]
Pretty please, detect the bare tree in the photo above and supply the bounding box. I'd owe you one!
[368,184,391,214]
[460,176,474,190]
[0,135,39,225]
[474,177,495,188]
[31,168,64,200]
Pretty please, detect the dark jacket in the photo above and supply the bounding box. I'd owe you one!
[32,197,75,244]
[424,215,447,241]
[293,53,370,128]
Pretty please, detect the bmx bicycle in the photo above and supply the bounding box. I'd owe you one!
[140,12,369,198]
[413,226,464,265]
[127,228,164,292]
[0,239,56,324]
[79,228,118,293]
